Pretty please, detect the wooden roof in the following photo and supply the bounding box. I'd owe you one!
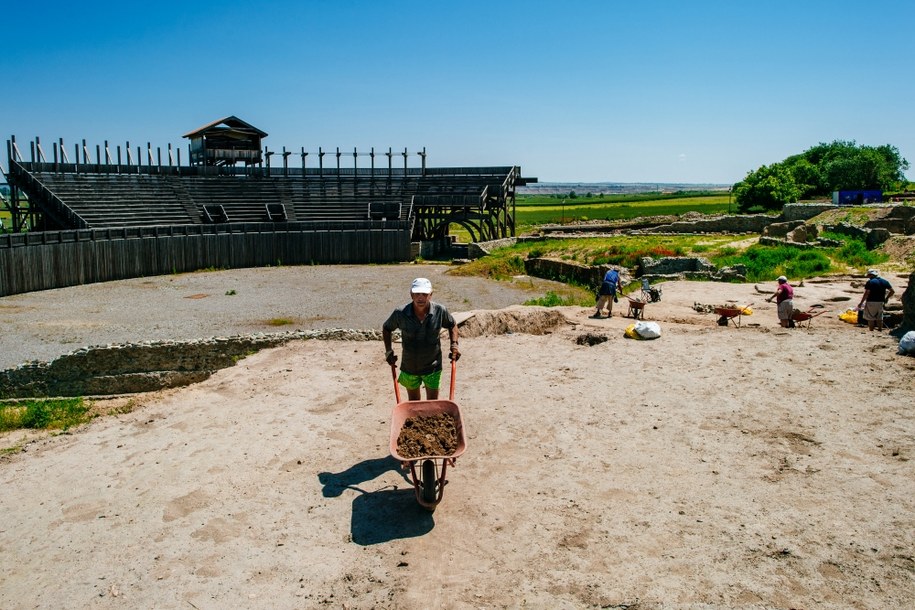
[182,116,268,139]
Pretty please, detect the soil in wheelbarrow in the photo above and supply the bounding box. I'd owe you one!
[396,413,459,459]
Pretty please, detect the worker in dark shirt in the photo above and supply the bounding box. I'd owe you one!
[857,269,895,331]
[383,278,460,400]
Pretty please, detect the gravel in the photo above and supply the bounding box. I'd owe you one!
[0,264,563,369]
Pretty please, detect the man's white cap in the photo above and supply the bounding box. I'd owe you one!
[866,269,879,277]
[411,278,433,294]
[777,275,788,283]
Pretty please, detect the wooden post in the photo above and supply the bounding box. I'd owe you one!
[136,146,141,173]
[403,148,408,173]
[36,137,46,163]
[126,141,132,167]
[336,147,341,173]
[53,141,58,169]
[75,143,80,172]
[387,147,393,177]
[319,147,324,177]
[168,143,174,167]
[117,145,122,174]
[29,140,35,163]
[82,139,89,164]
[420,147,426,176]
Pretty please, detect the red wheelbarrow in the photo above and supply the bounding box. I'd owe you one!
[625,296,647,320]
[389,360,467,511]
[791,307,828,330]
[714,303,753,328]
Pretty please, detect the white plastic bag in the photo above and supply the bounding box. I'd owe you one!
[899,331,915,356]
[634,321,661,340]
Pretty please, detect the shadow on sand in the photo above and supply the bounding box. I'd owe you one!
[318,456,434,545]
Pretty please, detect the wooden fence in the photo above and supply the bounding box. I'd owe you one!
[0,221,411,296]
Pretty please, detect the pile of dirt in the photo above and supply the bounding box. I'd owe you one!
[395,413,458,458]
[458,307,567,337]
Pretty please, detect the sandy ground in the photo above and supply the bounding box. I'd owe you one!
[1,268,913,609]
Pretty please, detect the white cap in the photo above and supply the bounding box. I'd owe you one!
[777,275,787,283]
[411,277,433,294]
[866,269,879,277]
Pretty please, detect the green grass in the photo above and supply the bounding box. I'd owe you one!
[453,232,891,290]
[711,244,832,282]
[0,398,90,433]
[523,291,590,307]
[514,193,732,234]
[266,318,294,326]
[446,192,732,243]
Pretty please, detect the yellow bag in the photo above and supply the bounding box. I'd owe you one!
[741,306,753,315]
[838,309,859,324]
[624,323,641,339]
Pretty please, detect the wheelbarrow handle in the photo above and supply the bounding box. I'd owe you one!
[449,358,456,402]
[391,363,401,404]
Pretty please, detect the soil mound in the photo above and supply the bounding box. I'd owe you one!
[458,307,567,337]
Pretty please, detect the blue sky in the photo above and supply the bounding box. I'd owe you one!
[2,0,912,184]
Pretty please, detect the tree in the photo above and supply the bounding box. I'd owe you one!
[733,163,800,212]
[733,140,910,212]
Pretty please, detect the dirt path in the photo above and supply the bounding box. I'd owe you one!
[1,270,913,609]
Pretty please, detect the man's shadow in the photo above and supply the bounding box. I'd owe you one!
[318,456,434,545]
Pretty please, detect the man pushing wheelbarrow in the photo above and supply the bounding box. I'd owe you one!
[383,278,465,509]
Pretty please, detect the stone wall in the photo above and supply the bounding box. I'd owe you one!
[822,223,891,249]
[762,220,805,238]
[0,329,380,399]
[523,258,611,288]
[641,214,777,234]
[782,203,837,221]
[523,256,746,287]
[467,237,518,259]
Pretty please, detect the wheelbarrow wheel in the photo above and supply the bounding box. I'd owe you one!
[421,459,437,504]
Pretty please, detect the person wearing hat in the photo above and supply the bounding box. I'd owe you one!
[592,266,623,318]
[382,277,460,400]
[765,275,795,328]
[857,269,894,331]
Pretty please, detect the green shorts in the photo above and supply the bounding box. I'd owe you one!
[398,369,442,391]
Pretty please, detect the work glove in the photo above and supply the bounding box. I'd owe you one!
[449,344,461,361]
[385,350,397,366]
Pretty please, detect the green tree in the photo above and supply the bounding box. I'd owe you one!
[733,163,801,212]
[734,140,910,211]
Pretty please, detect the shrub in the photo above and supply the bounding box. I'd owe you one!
[1,398,90,432]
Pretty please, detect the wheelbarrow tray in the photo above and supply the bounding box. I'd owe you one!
[714,306,746,316]
[792,309,826,322]
[389,399,467,462]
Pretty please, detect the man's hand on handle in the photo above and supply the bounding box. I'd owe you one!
[385,349,397,366]
[449,342,461,361]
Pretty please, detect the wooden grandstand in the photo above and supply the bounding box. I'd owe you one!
[1,124,535,296]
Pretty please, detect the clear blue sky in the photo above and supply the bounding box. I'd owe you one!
[2,0,912,184]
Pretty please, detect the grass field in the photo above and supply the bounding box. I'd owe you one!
[515,193,732,232]
[445,192,733,242]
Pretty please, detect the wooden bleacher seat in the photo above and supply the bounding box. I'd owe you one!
[203,204,229,223]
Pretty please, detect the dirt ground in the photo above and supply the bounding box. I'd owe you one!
[1,267,913,609]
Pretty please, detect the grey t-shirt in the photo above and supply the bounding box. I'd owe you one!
[383,301,456,375]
